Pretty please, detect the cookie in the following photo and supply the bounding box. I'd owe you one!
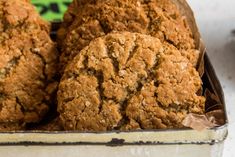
[57,0,198,73]
[0,0,58,130]
[57,32,205,131]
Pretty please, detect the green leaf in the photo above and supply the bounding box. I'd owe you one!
[31,0,72,21]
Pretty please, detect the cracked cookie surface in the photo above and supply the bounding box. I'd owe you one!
[0,0,58,130]
[57,0,199,73]
[57,32,205,131]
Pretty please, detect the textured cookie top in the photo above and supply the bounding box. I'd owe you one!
[0,0,58,130]
[57,0,198,72]
[57,32,205,131]
[0,0,49,33]
[0,29,58,128]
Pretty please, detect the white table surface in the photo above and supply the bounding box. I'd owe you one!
[188,0,235,156]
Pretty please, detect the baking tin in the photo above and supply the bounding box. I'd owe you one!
[0,0,228,156]
[0,54,228,157]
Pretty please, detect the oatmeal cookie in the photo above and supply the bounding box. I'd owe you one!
[57,32,205,131]
[0,0,58,130]
[57,0,198,72]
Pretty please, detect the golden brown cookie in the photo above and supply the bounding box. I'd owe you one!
[57,0,198,73]
[0,0,59,130]
[57,32,205,131]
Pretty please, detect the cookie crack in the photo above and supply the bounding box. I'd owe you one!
[30,47,52,109]
[30,48,47,82]
[120,54,159,129]
[1,1,12,32]
[98,18,112,34]
[0,56,21,80]
[89,68,104,114]
[164,34,178,48]
[0,93,6,112]
[16,96,25,113]
[106,45,120,75]
[82,55,105,114]
[126,37,138,64]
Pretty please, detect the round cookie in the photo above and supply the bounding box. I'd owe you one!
[57,32,205,131]
[57,0,198,72]
[0,0,58,130]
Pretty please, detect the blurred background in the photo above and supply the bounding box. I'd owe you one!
[187,0,235,156]
[31,0,235,156]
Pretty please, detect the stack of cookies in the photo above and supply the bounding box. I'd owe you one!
[0,0,205,131]
[56,0,205,131]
